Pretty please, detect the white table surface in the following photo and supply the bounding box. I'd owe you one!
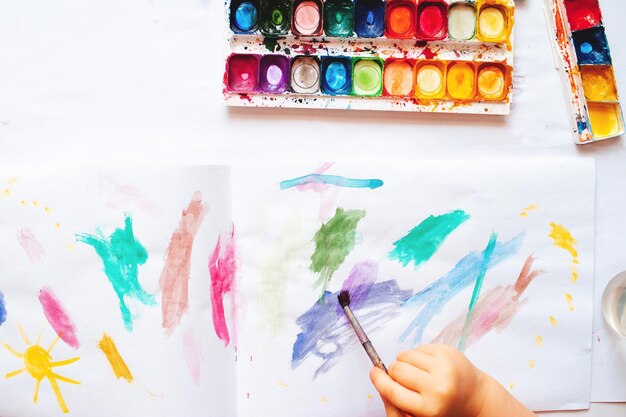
[1,0,625,415]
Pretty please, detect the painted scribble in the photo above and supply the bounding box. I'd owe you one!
[160,192,209,336]
[209,225,238,347]
[98,333,133,383]
[39,287,80,349]
[400,234,524,345]
[77,214,156,331]
[0,290,6,326]
[183,328,203,385]
[389,210,470,268]
[310,208,366,297]
[16,227,45,262]
[433,255,545,350]
[548,223,579,283]
[99,176,160,216]
[280,174,384,190]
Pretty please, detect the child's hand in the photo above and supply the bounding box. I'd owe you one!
[370,344,536,417]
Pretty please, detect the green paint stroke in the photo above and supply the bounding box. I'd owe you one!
[77,214,156,331]
[310,208,366,295]
[389,210,470,268]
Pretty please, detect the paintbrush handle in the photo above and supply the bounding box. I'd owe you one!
[363,340,387,372]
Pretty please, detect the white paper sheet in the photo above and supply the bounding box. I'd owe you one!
[0,166,236,417]
[233,159,596,415]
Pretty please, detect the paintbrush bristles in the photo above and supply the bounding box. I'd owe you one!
[338,290,350,308]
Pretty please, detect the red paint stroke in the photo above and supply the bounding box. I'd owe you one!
[183,328,203,385]
[293,163,340,221]
[16,227,45,262]
[39,287,80,349]
[209,225,238,347]
[160,192,209,336]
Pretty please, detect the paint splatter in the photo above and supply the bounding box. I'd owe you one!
[160,192,209,336]
[16,227,46,262]
[0,290,6,326]
[209,225,238,347]
[458,232,498,351]
[548,223,580,283]
[183,328,202,385]
[291,274,412,378]
[278,381,289,388]
[389,210,470,268]
[39,287,80,349]
[1,326,80,413]
[520,204,538,217]
[2,189,10,198]
[432,255,544,349]
[550,316,558,326]
[280,174,383,190]
[529,359,535,369]
[400,234,524,345]
[310,208,366,297]
[98,333,133,383]
[535,335,543,347]
[566,293,574,311]
[77,214,156,331]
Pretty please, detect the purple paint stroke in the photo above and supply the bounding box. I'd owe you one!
[336,261,378,315]
[400,234,524,345]
[433,255,545,349]
[16,227,45,262]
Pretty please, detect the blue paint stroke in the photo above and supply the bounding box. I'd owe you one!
[280,174,383,190]
[292,280,413,378]
[0,290,6,326]
[400,233,524,345]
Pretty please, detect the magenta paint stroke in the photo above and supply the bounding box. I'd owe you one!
[291,261,413,378]
[160,192,209,336]
[283,163,339,221]
[183,328,203,385]
[99,176,160,217]
[16,227,45,262]
[38,287,80,349]
[209,224,238,347]
[433,255,545,350]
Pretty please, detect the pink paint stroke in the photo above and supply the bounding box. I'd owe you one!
[17,227,45,262]
[432,255,545,349]
[294,163,339,221]
[160,192,209,336]
[209,225,238,347]
[38,287,80,349]
[183,328,203,385]
[99,176,160,217]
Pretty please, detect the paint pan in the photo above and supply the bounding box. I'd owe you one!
[352,58,383,96]
[227,54,260,92]
[385,0,417,39]
[292,0,324,36]
[260,0,292,35]
[416,0,448,41]
[354,0,385,38]
[446,61,476,100]
[563,0,602,32]
[290,56,321,93]
[324,0,355,37]
[321,57,353,95]
[231,0,260,33]
[448,2,476,41]
[383,59,415,97]
[259,55,291,93]
[572,26,611,65]
[588,102,624,140]
[415,60,445,99]
[580,65,618,102]
[477,63,508,101]
[476,0,512,45]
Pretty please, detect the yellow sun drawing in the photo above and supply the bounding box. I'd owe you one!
[1,324,80,413]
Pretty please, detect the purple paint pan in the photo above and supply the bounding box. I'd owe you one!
[259,55,291,93]
[227,54,260,93]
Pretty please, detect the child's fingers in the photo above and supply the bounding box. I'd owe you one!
[388,360,430,393]
[396,349,434,372]
[370,366,423,413]
[381,398,408,417]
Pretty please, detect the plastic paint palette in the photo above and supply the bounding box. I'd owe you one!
[545,0,624,143]
[225,0,515,114]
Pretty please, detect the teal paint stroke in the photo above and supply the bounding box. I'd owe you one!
[280,174,383,190]
[77,214,156,331]
[389,210,470,268]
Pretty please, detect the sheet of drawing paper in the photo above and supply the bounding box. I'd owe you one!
[233,159,595,415]
[0,166,236,417]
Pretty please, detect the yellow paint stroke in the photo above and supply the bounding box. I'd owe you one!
[7,177,17,185]
[277,381,289,388]
[565,293,574,311]
[528,359,535,369]
[0,326,80,414]
[20,199,28,207]
[97,334,133,383]
[550,316,558,326]
[509,382,515,390]
[2,189,10,198]
[535,335,543,347]
[65,244,74,251]
[520,204,538,217]
[44,207,53,215]
[320,396,328,403]
[548,223,580,283]
[32,201,40,207]
[367,393,374,400]
[55,222,61,230]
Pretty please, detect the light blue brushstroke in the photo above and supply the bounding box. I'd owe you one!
[280,174,383,190]
[400,233,524,345]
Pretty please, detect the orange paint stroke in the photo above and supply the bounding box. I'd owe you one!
[97,333,133,383]
[160,192,209,335]
[548,223,579,283]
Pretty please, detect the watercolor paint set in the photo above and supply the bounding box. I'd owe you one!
[546,0,624,144]
[224,0,515,114]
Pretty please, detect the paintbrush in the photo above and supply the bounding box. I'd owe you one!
[338,290,387,372]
